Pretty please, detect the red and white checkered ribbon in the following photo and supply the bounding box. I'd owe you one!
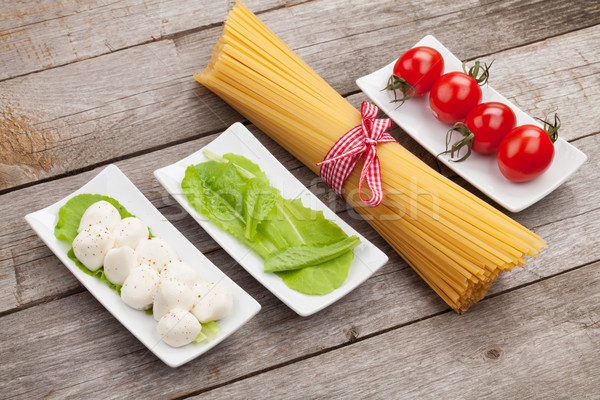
[317,101,395,207]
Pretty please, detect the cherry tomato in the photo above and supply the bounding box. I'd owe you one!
[497,123,558,182]
[386,46,444,104]
[429,71,482,124]
[440,102,518,162]
[465,102,517,154]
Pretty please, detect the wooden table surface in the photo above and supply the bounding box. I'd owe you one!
[1,0,599,398]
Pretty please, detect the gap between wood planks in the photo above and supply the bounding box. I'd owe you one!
[1,7,597,87]
[169,258,599,399]
[0,79,595,198]
[1,22,595,195]
[0,0,317,85]
[1,192,598,316]
[0,126,596,317]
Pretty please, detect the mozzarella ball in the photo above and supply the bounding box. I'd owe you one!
[103,246,138,285]
[78,200,121,233]
[72,226,115,271]
[160,261,203,288]
[153,278,194,321]
[190,282,233,323]
[113,217,149,249]
[135,237,178,272]
[157,309,202,348]
[120,265,159,310]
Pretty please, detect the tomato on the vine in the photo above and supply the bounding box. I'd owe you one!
[386,46,444,105]
[440,102,517,161]
[497,115,560,182]
[429,61,492,124]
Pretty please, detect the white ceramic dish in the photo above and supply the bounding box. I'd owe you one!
[25,164,261,368]
[356,35,587,212]
[154,123,389,317]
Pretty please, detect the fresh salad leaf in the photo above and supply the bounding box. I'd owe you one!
[223,153,270,183]
[276,251,355,295]
[193,321,221,344]
[264,236,360,273]
[243,178,279,240]
[182,163,274,258]
[183,152,360,295]
[54,194,134,244]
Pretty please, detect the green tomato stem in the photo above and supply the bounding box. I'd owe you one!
[534,113,561,143]
[384,74,415,106]
[462,60,494,86]
[437,122,475,162]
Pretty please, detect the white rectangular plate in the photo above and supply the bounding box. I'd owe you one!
[25,164,261,368]
[154,123,389,317]
[356,35,587,212]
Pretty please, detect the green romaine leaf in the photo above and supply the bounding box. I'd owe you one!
[264,236,360,273]
[182,163,274,258]
[276,250,354,295]
[54,194,135,244]
[223,153,269,183]
[244,178,279,240]
[183,153,360,295]
[276,198,348,246]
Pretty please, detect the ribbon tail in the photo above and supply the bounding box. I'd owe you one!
[357,148,385,207]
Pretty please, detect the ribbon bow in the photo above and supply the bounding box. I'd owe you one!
[317,101,395,207]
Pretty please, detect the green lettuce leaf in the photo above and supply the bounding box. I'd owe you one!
[182,163,274,258]
[183,153,360,295]
[54,193,135,244]
[264,236,360,273]
[193,321,221,344]
[276,251,355,295]
[223,153,269,183]
[243,178,279,241]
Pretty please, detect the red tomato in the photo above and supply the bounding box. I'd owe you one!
[497,125,556,182]
[465,102,517,154]
[386,46,444,104]
[429,71,482,124]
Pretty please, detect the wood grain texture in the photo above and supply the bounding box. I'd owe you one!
[1,0,599,397]
[0,132,597,397]
[0,119,436,315]
[1,1,600,190]
[1,124,597,313]
[0,0,302,81]
[1,260,596,399]
[192,262,600,399]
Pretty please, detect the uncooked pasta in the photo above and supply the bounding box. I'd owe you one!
[195,1,546,313]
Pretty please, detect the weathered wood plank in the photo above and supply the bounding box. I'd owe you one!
[1,2,599,190]
[192,262,600,399]
[0,120,598,314]
[0,0,303,81]
[1,256,596,398]
[0,124,425,314]
[0,147,598,396]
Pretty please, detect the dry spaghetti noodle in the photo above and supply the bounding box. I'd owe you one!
[195,1,546,313]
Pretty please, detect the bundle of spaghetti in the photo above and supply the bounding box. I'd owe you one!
[195,1,546,313]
